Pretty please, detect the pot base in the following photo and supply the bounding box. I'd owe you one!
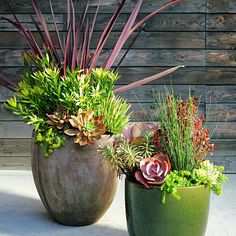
[125,178,210,236]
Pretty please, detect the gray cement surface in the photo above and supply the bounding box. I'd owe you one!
[0,171,235,236]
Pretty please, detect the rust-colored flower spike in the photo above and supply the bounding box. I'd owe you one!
[46,111,71,130]
[64,109,106,146]
[135,152,171,188]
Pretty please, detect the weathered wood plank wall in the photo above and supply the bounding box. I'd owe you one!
[0,0,235,172]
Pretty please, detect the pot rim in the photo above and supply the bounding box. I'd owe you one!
[125,177,209,190]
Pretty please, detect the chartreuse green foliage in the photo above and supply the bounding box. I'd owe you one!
[5,55,130,156]
[97,94,131,134]
[160,160,228,203]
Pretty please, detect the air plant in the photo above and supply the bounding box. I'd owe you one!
[0,0,182,93]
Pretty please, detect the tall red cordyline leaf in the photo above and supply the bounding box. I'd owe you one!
[113,66,185,94]
[1,0,184,94]
[0,75,17,92]
[114,23,145,72]
[104,0,181,70]
[32,0,61,64]
[89,0,127,69]
[49,0,64,54]
[72,0,89,70]
[64,23,72,75]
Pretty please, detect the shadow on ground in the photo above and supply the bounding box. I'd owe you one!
[0,191,128,236]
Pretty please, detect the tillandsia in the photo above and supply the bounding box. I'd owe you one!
[0,0,184,156]
[100,92,228,203]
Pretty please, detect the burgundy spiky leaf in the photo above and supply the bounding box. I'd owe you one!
[113,65,185,94]
[0,75,17,92]
[1,0,183,93]
[89,0,127,70]
[49,0,64,54]
[104,0,181,70]
[32,0,61,64]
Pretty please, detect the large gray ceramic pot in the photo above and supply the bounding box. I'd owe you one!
[31,134,119,226]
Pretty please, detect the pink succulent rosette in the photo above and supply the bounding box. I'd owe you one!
[135,152,171,188]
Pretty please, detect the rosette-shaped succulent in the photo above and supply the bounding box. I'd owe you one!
[64,109,106,145]
[46,111,71,130]
[135,152,171,188]
[122,123,158,144]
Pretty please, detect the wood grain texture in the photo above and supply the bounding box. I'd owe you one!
[130,103,205,121]
[207,32,236,49]
[207,122,236,139]
[3,66,236,85]
[0,122,33,138]
[0,87,14,102]
[206,50,236,67]
[207,0,229,13]
[206,104,236,122]
[120,85,205,103]
[206,86,236,103]
[0,13,204,32]
[145,14,205,31]
[0,156,31,170]
[0,32,206,49]
[0,0,206,14]
[0,49,205,67]
[230,0,236,13]
[0,104,20,120]
[0,138,31,156]
[207,14,236,31]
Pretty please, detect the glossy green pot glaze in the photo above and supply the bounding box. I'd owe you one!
[125,178,210,236]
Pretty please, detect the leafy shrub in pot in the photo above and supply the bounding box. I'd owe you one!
[101,91,228,235]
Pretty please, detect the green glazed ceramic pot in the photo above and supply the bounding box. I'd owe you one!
[125,178,210,236]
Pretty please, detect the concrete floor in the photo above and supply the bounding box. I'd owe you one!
[0,171,235,236]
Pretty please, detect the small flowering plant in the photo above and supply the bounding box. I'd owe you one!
[101,93,228,203]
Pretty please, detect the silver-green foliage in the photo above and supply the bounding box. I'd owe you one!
[100,133,156,176]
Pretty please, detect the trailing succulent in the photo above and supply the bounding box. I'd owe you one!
[100,94,228,203]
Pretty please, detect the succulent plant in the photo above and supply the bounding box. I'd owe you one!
[46,111,71,130]
[135,152,171,188]
[122,123,158,144]
[64,109,106,145]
